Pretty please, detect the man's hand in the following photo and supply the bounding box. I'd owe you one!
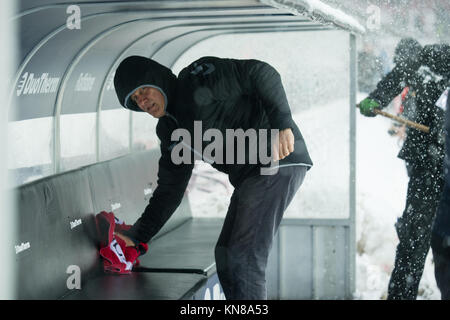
[359,98,380,117]
[273,128,295,161]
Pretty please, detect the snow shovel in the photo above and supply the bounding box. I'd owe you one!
[356,104,430,133]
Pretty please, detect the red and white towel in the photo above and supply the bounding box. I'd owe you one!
[95,211,148,275]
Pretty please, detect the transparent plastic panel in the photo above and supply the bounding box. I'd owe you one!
[132,111,159,152]
[174,31,350,219]
[60,113,96,171]
[8,117,54,186]
[99,108,130,161]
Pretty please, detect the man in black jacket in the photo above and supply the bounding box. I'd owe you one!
[112,55,313,299]
[359,38,449,300]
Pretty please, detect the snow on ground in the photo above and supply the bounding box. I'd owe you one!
[186,161,233,218]
[353,93,440,300]
[353,94,406,300]
[286,98,350,219]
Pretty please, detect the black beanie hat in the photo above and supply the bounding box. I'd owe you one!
[394,38,422,66]
[113,56,177,112]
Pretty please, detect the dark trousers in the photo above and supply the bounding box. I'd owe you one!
[432,251,450,299]
[431,97,450,300]
[214,165,307,300]
[431,183,450,300]
[387,166,444,300]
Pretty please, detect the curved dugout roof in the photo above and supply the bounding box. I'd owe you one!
[10,0,362,122]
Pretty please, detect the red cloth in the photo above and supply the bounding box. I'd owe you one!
[399,87,409,114]
[100,236,134,274]
[95,211,115,248]
[95,211,148,274]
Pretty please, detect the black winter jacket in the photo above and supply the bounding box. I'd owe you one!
[114,56,312,243]
[369,44,450,170]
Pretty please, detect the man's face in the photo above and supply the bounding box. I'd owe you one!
[130,86,166,118]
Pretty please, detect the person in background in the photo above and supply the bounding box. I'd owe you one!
[358,38,449,300]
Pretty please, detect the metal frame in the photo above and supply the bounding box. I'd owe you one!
[349,32,357,297]
[10,9,329,173]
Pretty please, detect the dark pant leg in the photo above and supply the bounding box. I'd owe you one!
[387,167,444,300]
[214,190,239,300]
[431,183,450,299]
[432,250,450,299]
[215,165,307,300]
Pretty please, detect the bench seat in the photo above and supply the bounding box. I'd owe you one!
[137,218,224,276]
[63,272,207,300]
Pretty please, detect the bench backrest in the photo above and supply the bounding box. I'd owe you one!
[12,148,192,299]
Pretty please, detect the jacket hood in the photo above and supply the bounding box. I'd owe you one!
[113,55,178,112]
